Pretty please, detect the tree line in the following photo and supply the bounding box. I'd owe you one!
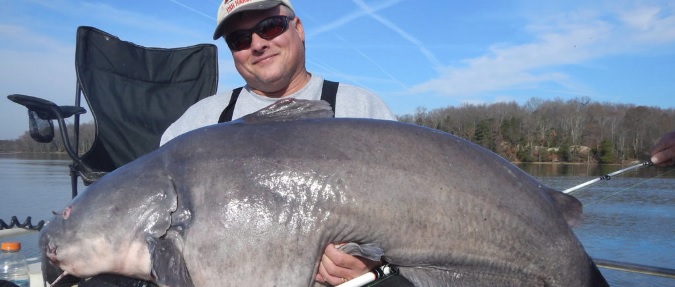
[0,121,95,154]
[2,96,673,164]
[398,97,674,163]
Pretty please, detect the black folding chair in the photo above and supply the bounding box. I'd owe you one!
[8,26,218,198]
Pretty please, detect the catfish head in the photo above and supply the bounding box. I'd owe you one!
[39,155,178,281]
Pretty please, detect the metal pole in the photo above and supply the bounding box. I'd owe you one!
[562,161,653,194]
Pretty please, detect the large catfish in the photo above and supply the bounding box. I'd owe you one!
[40,99,608,286]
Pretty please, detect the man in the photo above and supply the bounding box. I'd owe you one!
[160,0,394,144]
[160,1,411,286]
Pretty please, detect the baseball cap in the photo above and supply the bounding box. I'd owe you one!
[213,0,294,40]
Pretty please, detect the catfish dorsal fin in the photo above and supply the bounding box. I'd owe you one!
[546,188,583,228]
[239,98,334,124]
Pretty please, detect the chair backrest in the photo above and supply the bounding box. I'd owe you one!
[75,26,218,173]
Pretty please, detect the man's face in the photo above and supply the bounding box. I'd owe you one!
[225,7,306,96]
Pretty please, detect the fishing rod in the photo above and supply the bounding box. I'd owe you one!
[594,258,675,279]
[340,257,675,286]
[336,265,397,287]
[562,160,653,194]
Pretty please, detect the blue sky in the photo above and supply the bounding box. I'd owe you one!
[1,0,674,140]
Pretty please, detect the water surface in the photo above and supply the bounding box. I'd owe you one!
[518,163,675,286]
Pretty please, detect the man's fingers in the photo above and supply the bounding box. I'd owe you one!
[651,147,675,166]
[651,131,675,166]
[315,243,383,285]
[317,250,349,286]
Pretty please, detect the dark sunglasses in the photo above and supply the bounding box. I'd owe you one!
[225,15,295,51]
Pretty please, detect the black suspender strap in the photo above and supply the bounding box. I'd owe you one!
[217,80,338,123]
[217,87,243,123]
[320,80,338,116]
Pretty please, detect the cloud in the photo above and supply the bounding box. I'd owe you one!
[306,0,402,38]
[0,46,78,140]
[23,0,210,47]
[409,3,675,98]
[0,24,72,53]
[351,0,443,70]
[0,23,75,102]
[0,0,216,139]
[307,0,440,92]
[617,5,675,44]
[168,0,215,21]
[409,24,602,96]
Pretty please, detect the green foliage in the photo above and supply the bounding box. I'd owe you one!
[474,118,497,151]
[558,142,572,162]
[598,139,617,164]
[500,117,523,146]
[517,146,536,162]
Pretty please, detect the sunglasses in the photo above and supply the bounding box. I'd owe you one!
[225,15,295,51]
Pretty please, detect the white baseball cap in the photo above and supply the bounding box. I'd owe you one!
[213,0,294,40]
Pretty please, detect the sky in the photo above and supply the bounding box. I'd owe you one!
[1,0,674,140]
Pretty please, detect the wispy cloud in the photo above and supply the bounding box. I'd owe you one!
[168,0,215,21]
[304,0,412,91]
[305,0,438,91]
[351,0,443,70]
[409,3,675,98]
[617,4,675,44]
[0,24,72,53]
[306,0,401,38]
[26,0,207,45]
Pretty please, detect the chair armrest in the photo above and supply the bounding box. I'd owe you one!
[7,94,87,119]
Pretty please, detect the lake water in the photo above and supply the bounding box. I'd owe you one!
[1,153,673,286]
[518,163,675,287]
[0,154,78,262]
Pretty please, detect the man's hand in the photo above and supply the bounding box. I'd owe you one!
[651,131,675,167]
[315,243,381,286]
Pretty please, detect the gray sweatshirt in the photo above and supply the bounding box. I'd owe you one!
[160,75,396,146]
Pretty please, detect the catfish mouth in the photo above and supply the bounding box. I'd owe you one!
[44,241,60,266]
[40,223,65,270]
[40,226,81,279]
[41,237,79,287]
[41,235,70,277]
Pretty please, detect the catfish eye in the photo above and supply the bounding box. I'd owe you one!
[61,206,72,220]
